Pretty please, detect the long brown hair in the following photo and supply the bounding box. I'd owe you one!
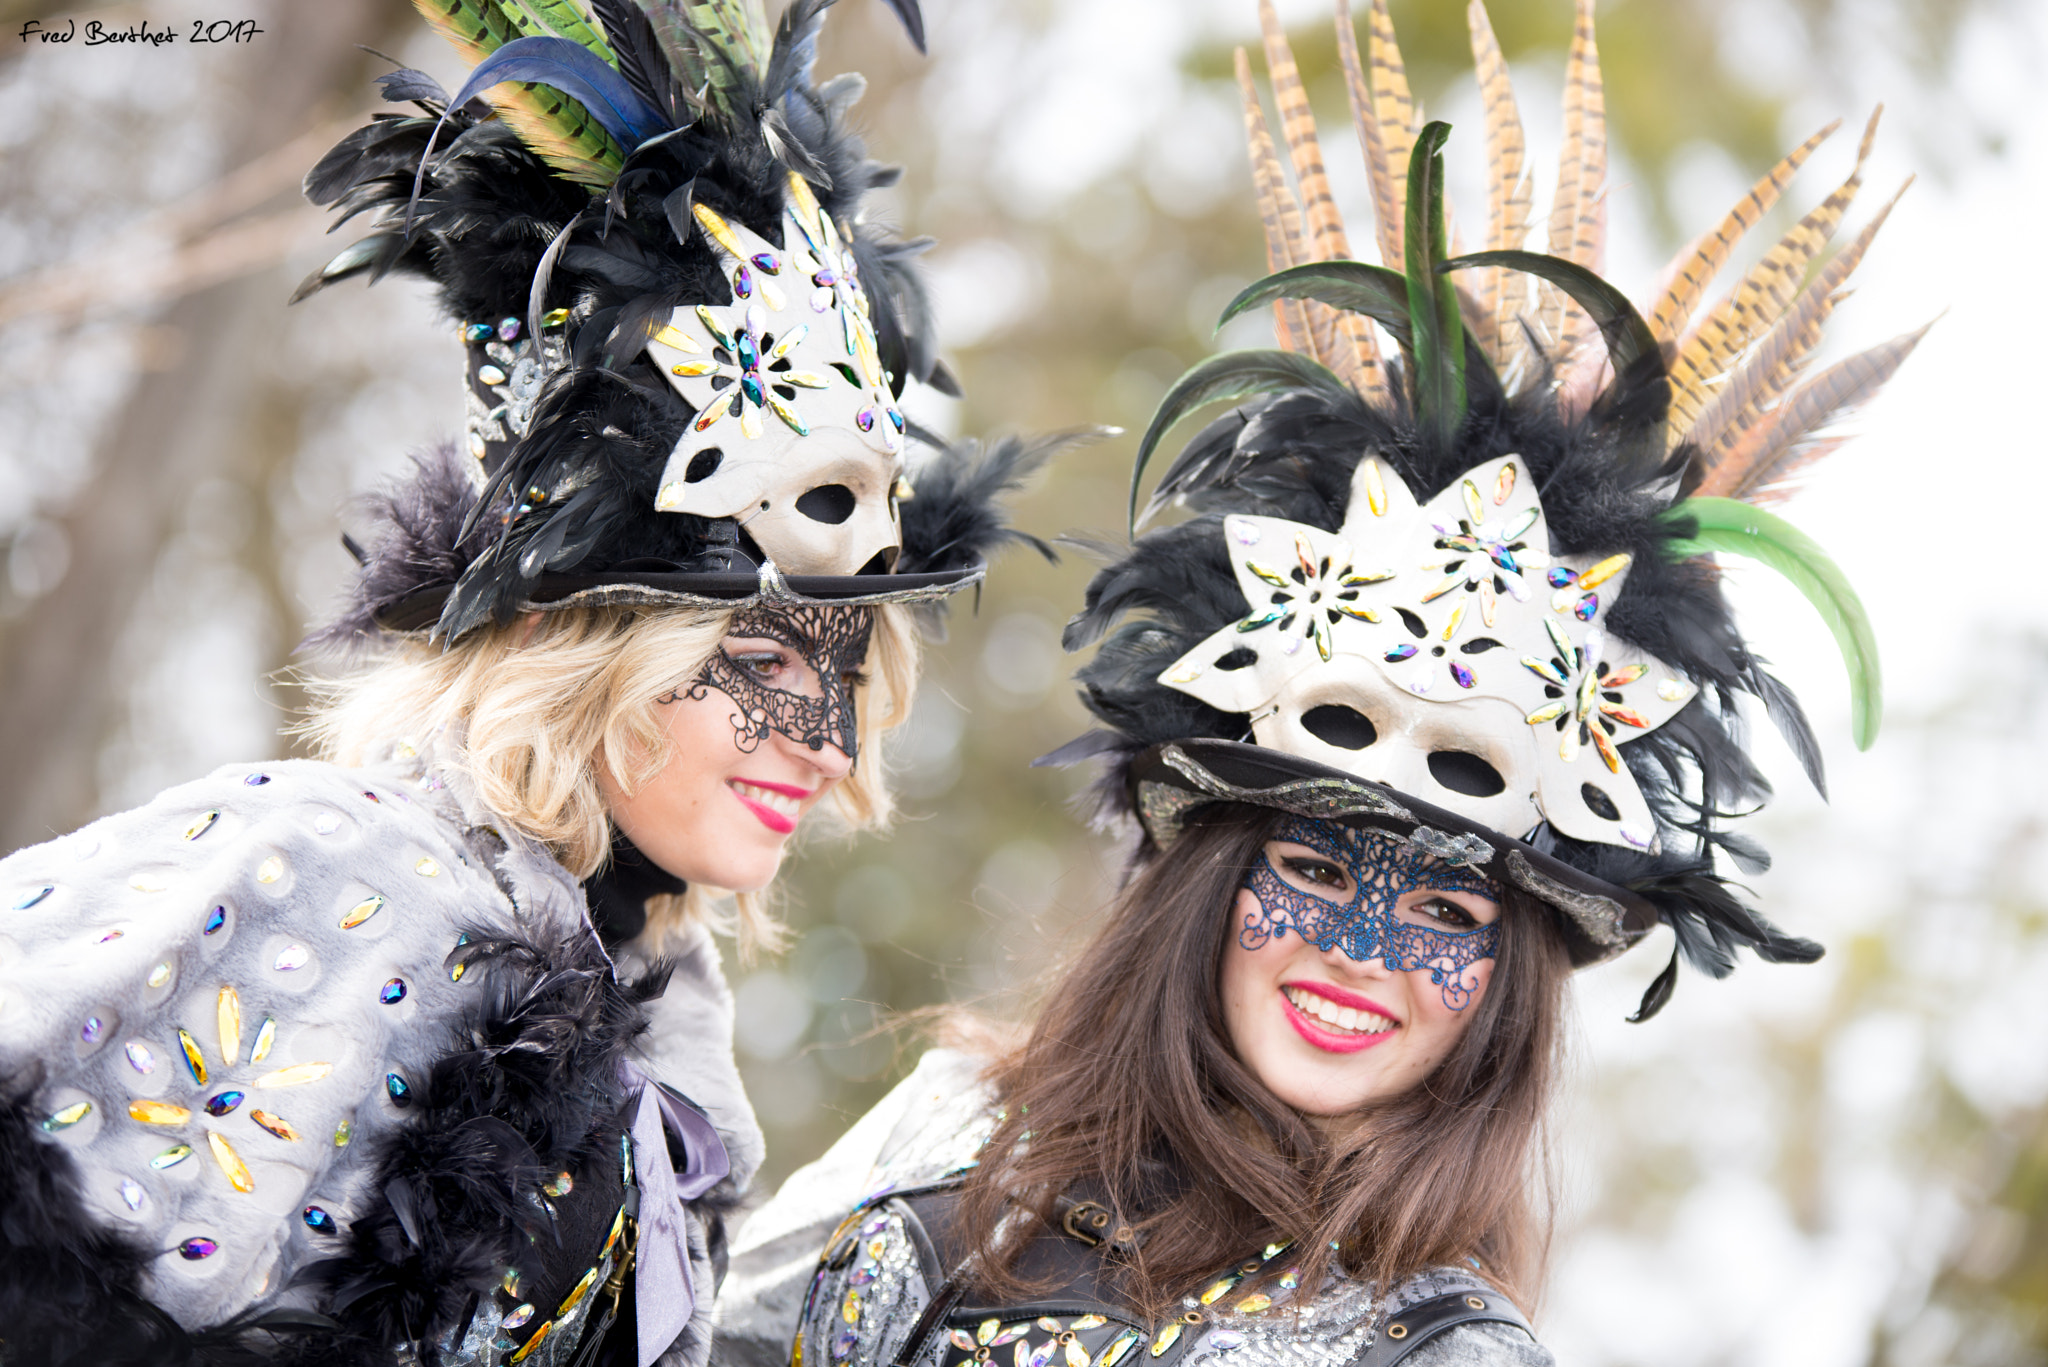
[951,803,1571,1317]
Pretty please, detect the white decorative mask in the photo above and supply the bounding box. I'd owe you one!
[647,173,907,576]
[1158,453,1699,851]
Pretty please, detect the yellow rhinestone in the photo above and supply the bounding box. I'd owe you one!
[176,1028,207,1085]
[255,856,283,884]
[250,1108,300,1141]
[128,1099,191,1126]
[146,962,172,988]
[334,1119,353,1147]
[254,1062,332,1088]
[1149,1323,1181,1358]
[1578,552,1632,590]
[1199,1276,1239,1305]
[216,986,241,1064]
[208,1132,254,1192]
[183,810,219,840]
[1233,1293,1272,1314]
[415,858,439,877]
[509,1319,552,1363]
[1361,458,1388,516]
[42,1101,92,1131]
[559,1263,602,1316]
[339,894,385,930]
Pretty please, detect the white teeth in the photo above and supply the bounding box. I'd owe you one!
[731,782,801,819]
[1284,986,1395,1035]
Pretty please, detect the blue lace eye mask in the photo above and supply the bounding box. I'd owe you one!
[1239,817,1501,1011]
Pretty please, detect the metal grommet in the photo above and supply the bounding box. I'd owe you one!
[1465,1296,1486,1310]
[1182,1311,1203,1325]
[1113,1226,1134,1244]
[1240,1262,1261,1274]
[1386,1324,1408,1340]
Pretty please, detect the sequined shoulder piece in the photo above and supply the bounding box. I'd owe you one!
[0,756,529,1329]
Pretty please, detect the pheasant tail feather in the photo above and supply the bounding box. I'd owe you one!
[1541,0,1605,358]
[1237,47,1316,356]
[1467,0,1531,372]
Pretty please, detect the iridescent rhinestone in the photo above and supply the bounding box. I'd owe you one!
[250,1016,276,1064]
[81,1016,104,1043]
[183,810,218,841]
[379,978,407,1005]
[1574,593,1599,622]
[540,307,569,328]
[831,1331,857,1360]
[119,1179,145,1210]
[477,364,508,386]
[385,1073,412,1106]
[252,1108,299,1141]
[131,1098,192,1125]
[1277,1269,1299,1289]
[1148,1323,1181,1358]
[855,407,875,432]
[842,1290,862,1324]
[41,1101,91,1132]
[12,884,53,910]
[256,1061,332,1088]
[497,316,521,342]
[1099,1331,1140,1367]
[204,1091,244,1117]
[255,856,283,884]
[1208,1332,1245,1351]
[848,1263,876,1287]
[502,1303,535,1330]
[543,1171,572,1197]
[208,1132,254,1192]
[339,895,384,930]
[1619,823,1654,850]
[866,1237,887,1260]
[1385,643,1418,662]
[243,773,270,786]
[503,1267,521,1297]
[217,985,242,1062]
[978,1319,1002,1345]
[1448,660,1476,689]
[125,1041,155,1074]
[202,906,226,935]
[177,1237,218,1260]
[97,928,124,943]
[312,814,340,835]
[1069,1317,1107,1331]
[176,1028,207,1085]
[464,322,495,343]
[1546,566,1575,589]
[273,944,309,971]
[1232,1293,1271,1314]
[861,1215,888,1235]
[151,1143,194,1169]
[1064,1341,1091,1367]
[951,1331,977,1352]
[333,1119,352,1148]
[147,962,172,988]
[1029,1341,1058,1367]
[1199,1276,1240,1305]
[302,1204,337,1233]
[1656,677,1689,701]
[415,857,439,877]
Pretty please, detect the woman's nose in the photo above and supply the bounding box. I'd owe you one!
[785,727,855,780]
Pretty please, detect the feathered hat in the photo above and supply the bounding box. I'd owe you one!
[298,0,1058,646]
[1051,0,1927,1017]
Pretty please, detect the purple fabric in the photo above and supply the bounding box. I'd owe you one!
[621,1066,733,1366]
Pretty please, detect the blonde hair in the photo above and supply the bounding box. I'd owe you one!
[302,601,920,955]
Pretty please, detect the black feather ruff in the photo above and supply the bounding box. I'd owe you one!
[1068,353,1828,1014]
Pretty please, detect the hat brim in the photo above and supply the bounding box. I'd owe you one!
[1127,737,1657,968]
[371,561,986,633]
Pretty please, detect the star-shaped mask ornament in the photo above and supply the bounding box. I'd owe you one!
[1158,453,1699,851]
[647,174,909,577]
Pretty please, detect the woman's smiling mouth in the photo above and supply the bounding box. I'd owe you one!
[728,778,810,834]
[1281,982,1400,1053]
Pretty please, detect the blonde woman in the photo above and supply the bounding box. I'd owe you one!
[0,0,1063,1362]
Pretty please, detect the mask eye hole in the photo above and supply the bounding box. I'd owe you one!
[685,446,723,483]
[1301,704,1377,750]
[1214,647,1258,671]
[794,484,857,524]
[1580,782,1621,821]
[1427,750,1505,797]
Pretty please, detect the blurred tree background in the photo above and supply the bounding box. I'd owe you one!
[0,0,2040,1361]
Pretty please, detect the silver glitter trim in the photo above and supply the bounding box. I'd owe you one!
[1504,850,1639,957]
[1406,826,1494,868]
[522,560,983,618]
[1138,745,1416,846]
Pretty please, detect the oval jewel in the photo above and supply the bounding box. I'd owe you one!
[496,316,521,342]
[81,1016,103,1043]
[183,810,218,840]
[203,905,226,934]
[151,1143,194,1169]
[302,1204,337,1233]
[13,884,54,909]
[252,1109,300,1141]
[125,1041,155,1074]
[273,944,310,971]
[385,1073,412,1106]
[339,895,384,930]
[1385,643,1419,662]
[146,962,171,988]
[120,1179,145,1210]
[41,1101,91,1132]
[1449,660,1476,689]
[131,1098,192,1125]
[502,1304,535,1330]
[177,1237,218,1260]
[1574,593,1599,622]
[255,856,283,884]
[250,1016,276,1064]
[204,1091,243,1117]
[544,1171,572,1197]
[477,364,508,386]
[379,978,406,1005]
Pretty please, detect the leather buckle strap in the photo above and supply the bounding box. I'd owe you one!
[1353,1287,1534,1367]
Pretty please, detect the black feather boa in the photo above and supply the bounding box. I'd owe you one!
[0,930,676,1365]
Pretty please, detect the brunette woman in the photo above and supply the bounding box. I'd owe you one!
[0,1,1062,1362]
[717,0,1908,1358]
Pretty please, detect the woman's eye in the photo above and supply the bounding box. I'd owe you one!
[1419,898,1479,930]
[733,653,785,681]
[1284,857,1348,890]
[840,669,869,689]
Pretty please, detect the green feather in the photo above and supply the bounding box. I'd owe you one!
[1404,121,1464,450]
[1128,350,1355,534]
[1220,261,1415,344]
[503,0,618,63]
[1443,249,1662,381]
[1661,496,1882,749]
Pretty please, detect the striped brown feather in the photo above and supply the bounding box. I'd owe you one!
[1699,321,1932,503]
[1335,0,1414,272]
[1541,0,1605,358]
[1467,0,1531,372]
[1668,106,1883,441]
[1687,178,1909,469]
[1647,120,1839,348]
[1237,46,1315,356]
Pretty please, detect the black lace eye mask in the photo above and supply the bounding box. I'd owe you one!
[671,604,874,759]
[1239,817,1502,1011]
